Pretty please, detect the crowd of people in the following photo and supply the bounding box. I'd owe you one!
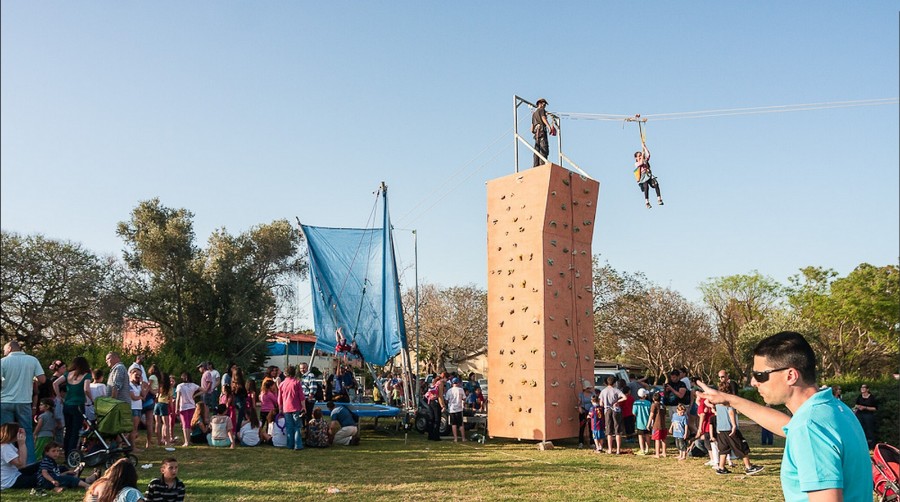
[0,340,378,496]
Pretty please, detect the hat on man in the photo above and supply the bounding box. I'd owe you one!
[637,388,648,398]
[197,361,208,370]
[451,377,461,385]
[536,98,548,106]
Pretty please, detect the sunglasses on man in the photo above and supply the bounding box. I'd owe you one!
[751,367,790,383]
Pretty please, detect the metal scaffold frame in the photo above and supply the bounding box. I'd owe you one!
[513,95,593,180]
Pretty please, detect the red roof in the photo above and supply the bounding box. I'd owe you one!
[270,331,316,343]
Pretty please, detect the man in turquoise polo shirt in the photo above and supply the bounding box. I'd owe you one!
[698,331,871,501]
[1,341,47,463]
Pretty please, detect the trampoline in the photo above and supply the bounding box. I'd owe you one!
[314,402,402,418]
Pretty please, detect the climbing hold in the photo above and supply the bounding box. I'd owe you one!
[499,320,504,327]
[519,227,525,232]
[520,363,527,370]
[566,338,572,345]
[497,246,502,251]
[532,287,538,293]
[532,318,540,325]
[550,350,557,358]
[575,272,581,278]
[508,395,513,401]
[499,378,504,384]
[556,417,562,425]
[550,240,557,247]
[506,206,511,211]
[527,407,532,413]
[529,381,537,388]
[521,204,525,209]
[573,227,580,233]
[511,336,516,342]
[573,200,579,206]
[529,253,533,261]
[551,333,559,340]
[521,280,527,288]
[508,362,514,368]
[513,242,518,247]
[549,315,555,321]
[565,318,570,326]
[559,272,565,277]
[521,306,528,312]
[562,247,569,253]
[547,279,553,286]
[507,269,514,275]
[492,219,498,224]
[520,380,527,386]
[561,203,567,211]
[549,220,557,227]
[562,223,568,228]
[505,231,509,236]
[560,361,567,368]
[521,334,528,340]
[586,201,592,207]
[547,258,554,265]
[518,254,523,261]
[509,296,515,301]
[554,291,559,298]
[499,349,505,355]
[513,217,518,222]
[527,215,532,220]
[500,296,505,301]
[530,348,538,354]
[518,407,522,412]
[583,188,590,194]
[551,190,556,196]
[550,380,559,387]
[509,349,516,355]
[583,220,592,226]
[501,195,506,200]
[562,178,570,186]
[509,309,515,315]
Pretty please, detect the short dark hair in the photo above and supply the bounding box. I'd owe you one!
[753,331,817,386]
[606,376,616,385]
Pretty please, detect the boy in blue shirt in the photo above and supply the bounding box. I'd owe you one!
[670,404,689,460]
[587,396,605,453]
[632,388,651,455]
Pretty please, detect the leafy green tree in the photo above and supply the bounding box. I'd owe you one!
[116,199,306,369]
[787,264,899,377]
[700,272,782,383]
[0,231,125,349]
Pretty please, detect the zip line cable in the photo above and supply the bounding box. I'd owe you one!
[558,97,899,122]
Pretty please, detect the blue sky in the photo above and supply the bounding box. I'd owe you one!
[2,2,898,330]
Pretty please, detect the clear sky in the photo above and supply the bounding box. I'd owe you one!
[2,2,898,330]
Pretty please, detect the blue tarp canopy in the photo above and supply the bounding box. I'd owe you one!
[301,211,407,366]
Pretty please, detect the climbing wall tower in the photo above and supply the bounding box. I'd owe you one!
[486,163,598,441]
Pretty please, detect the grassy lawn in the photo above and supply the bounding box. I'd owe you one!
[2,422,804,501]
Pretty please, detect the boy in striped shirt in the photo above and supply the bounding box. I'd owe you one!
[145,458,186,502]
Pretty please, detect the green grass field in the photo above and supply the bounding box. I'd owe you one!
[1,422,868,501]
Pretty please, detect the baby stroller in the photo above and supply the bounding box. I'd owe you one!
[66,397,137,470]
[874,443,900,501]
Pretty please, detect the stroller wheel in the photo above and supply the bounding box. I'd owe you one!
[126,454,138,465]
[66,450,84,469]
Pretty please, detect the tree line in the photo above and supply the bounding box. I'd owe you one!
[2,199,896,382]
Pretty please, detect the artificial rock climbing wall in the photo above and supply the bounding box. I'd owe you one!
[486,163,598,441]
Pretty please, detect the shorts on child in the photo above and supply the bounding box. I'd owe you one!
[675,438,688,452]
[592,429,606,440]
[34,436,52,458]
[131,409,143,418]
[636,428,650,435]
[449,411,463,427]
[605,411,624,436]
[180,409,194,428]
[715,429,750,458]
[651,429,668,441]
[154,402,169,416]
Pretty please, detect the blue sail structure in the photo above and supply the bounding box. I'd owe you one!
[301,186,408,367]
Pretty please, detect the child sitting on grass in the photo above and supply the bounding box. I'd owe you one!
[208,404,235,449]
[648,392,667,458]
[36,442,98,494]
[306,408,330,448]
[670,404,689,460]
[144,457,185,502]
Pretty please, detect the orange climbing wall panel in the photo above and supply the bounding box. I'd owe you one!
[486,163,598,441]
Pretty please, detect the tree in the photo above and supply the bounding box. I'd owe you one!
[402,283,487,373]
[116,199,306,369]
[787,264,899,377]
[699,272,782,383]
[591,258,649,361]
[0,231,125,349]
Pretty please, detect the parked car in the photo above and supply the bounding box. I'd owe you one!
[594,365,630,393]
[478,378,488,400]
